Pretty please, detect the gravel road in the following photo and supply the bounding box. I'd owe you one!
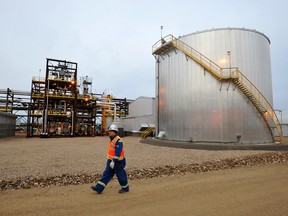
[1,163,288,216]
[0,136,271,180]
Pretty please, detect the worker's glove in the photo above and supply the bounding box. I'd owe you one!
[109,160,115,169]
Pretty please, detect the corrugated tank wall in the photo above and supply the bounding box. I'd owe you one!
[156,28,273,143]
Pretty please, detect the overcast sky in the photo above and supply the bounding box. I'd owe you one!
[0,0,287,110]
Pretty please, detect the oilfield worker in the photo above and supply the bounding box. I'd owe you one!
[91,124,129,194]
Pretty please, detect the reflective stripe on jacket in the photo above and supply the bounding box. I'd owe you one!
[107,136,124,160]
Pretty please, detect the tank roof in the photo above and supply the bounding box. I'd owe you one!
[0,111,17,118]
[181,27,271,44]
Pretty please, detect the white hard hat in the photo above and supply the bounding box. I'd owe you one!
[108,124,118,132]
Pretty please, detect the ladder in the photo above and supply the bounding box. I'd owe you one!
[152,34,283,143]
[141,126,155,139]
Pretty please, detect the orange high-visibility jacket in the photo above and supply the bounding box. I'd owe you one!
[107,136,124,160]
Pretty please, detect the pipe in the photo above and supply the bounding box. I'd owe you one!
[43,80,49,136]
[97,101,117,122]
[71,110,74,136]
[157,56,160,136]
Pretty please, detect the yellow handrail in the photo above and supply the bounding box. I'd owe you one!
[153,35,223,79]
[141,127,155,139]
[235,69,282,138]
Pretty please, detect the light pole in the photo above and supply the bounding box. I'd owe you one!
[227,50,231,76]
[161,26,163,39]
[279,110,282,124]
[43,79,49,136]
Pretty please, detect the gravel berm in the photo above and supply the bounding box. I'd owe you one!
[1,136,287,190]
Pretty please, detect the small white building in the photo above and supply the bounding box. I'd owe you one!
[0,111,17,138]
[122,96,155,132]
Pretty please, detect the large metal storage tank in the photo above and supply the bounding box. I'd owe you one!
[155,28,274,143]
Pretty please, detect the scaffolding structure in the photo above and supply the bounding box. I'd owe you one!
[24,58,131,137]
[0,88,31,130]
[1,58,131,137]
[76,76,96,136]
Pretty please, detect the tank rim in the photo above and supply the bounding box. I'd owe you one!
[180,27,270,44]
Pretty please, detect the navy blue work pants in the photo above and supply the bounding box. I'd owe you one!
[94,158,129,193]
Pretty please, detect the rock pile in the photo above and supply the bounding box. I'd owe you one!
[0,173,102,190]
[1,152,287,191]
[128,151,288,179]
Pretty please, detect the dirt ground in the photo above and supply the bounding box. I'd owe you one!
[1,163,288,216]
[1,135,288,215]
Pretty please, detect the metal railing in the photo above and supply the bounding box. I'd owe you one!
[141,127,155,139]
[32,76,46,82]
[235,69,282,138]
[153,35,223,79]
[221,67,239,79]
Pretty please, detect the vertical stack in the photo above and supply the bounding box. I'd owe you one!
[41,58,78,137]
[76,76,97,136]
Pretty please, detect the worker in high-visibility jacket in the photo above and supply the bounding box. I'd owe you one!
[91,124,129,194]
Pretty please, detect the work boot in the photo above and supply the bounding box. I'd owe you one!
[118,188,129,193]
[90,186,101,194]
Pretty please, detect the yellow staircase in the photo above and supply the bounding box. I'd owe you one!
[141,126,155,139]
[152,35,283,143]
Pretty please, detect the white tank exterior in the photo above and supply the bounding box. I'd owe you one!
[155,28,274,143]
